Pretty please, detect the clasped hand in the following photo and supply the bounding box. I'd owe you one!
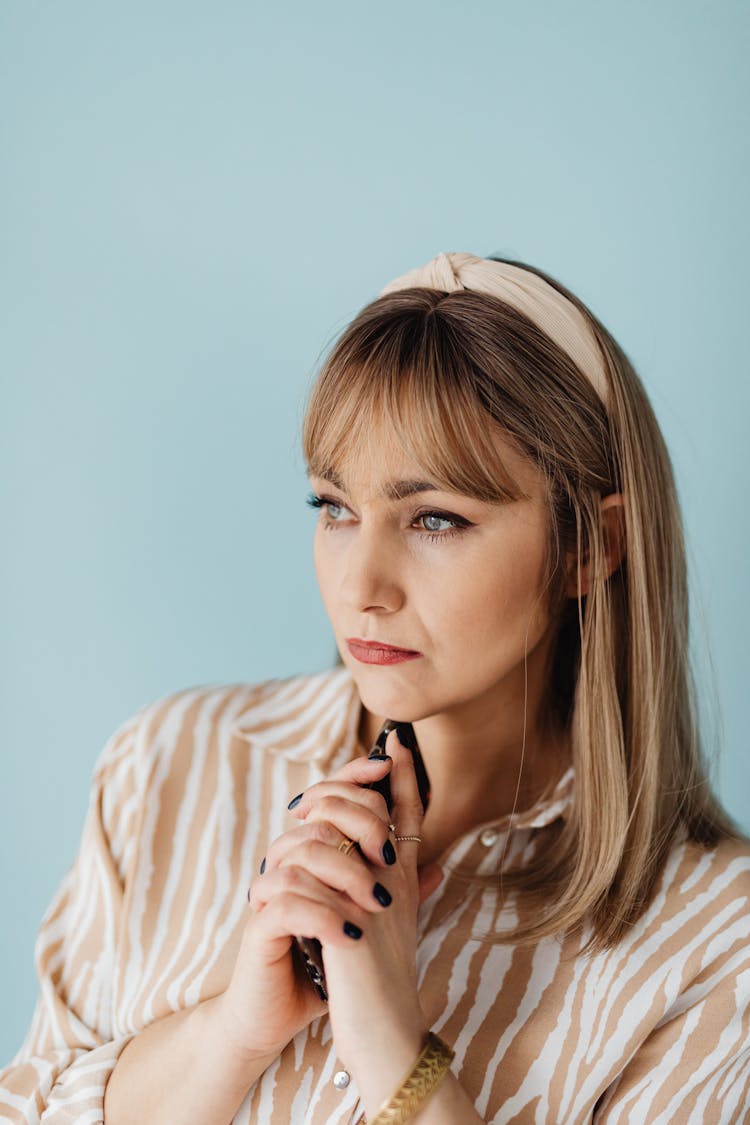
[216,727,443,1083]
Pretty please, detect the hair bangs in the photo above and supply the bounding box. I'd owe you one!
[302,301,528,505]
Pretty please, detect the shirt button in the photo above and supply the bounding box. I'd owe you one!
[480,828,499,847]
[333,1069,351,1090]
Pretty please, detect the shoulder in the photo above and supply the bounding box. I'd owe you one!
[590,837,750,1119]
[657,833,750,908]
[91,664,356,794]
[638,833,750,979]
[86,668,353,871]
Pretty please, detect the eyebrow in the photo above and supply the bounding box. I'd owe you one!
[309,468,444,502]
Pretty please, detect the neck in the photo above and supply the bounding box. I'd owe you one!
[357,699,570,867]
[352,627,571,865]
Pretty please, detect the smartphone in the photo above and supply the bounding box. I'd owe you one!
[292,719,430,1002]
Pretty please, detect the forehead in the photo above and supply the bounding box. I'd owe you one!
[307,425,544,504]
[309,466,448,502]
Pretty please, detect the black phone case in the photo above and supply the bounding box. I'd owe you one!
[292,719,430,1002]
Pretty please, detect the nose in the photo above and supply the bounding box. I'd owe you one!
[337,519,405,613]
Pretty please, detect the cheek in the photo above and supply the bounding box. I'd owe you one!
[312,534,332,595]
[312,531,348,615]
[430,534,551,642]
[311,522,552,648]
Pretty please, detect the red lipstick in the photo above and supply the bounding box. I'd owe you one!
[346,638,422,666]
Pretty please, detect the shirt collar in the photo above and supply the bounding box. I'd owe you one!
[230,664,363,771]
[486,765,574,831]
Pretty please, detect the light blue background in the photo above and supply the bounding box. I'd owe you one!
[1,0,748,1065]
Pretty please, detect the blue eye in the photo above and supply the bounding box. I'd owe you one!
[305,493,471,540]
[306,494,347,521]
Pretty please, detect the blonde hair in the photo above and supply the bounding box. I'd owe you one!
[300,255,741,950]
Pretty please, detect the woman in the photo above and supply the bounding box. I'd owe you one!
[2,251,748,1124]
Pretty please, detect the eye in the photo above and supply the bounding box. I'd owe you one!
[305,493,471,541]
[416,512,460,535]
[306,494,349,522]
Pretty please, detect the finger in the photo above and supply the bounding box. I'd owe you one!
[289,778,391,824]
[301,793,396,868]
[318,753,394,787]
[255,841,393,915]
[263,819,352,872]
[386,728,426,864]
[250,862,362,918]
[252,887,368,952]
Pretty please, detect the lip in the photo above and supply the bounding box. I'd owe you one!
[346,638,422,665]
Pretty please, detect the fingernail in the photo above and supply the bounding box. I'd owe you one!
[247,887,252,902]
[382,839,396,865]
[343,921,362,940]
[368,753,391,762]
[373,882,392,906]
[259,856,266,874]
[287,793,303,810]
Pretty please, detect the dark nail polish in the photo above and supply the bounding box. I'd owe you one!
[259,856,266,874]
[287,793,303,810]
[382,839,396,865]
[368,753,391,761]
[373,881,392,906]
[343,921,362,940]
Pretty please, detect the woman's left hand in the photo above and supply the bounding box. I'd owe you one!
[282,727,443,1099]
[290,729,443,1089]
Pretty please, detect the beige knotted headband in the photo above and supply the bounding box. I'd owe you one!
[378,251,609,409]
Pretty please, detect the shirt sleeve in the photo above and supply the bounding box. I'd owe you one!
[594,872,750,1124]
[0,705,147,1125]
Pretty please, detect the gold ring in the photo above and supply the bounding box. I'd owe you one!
[338,836,357,856]
[394,835,422,843]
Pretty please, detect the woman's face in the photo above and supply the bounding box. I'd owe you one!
[309,428,563,741]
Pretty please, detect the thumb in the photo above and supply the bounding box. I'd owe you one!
[385,727,426,866]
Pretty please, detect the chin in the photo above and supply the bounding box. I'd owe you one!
[354,680,437,727]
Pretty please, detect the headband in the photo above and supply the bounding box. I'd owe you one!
[378,251,609,409]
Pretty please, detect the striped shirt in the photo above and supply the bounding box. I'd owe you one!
[1,664,749,1123]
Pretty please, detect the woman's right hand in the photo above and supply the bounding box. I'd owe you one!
[210,753,398,1064]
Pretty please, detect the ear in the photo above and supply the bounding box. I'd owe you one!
[564,493,626,598]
